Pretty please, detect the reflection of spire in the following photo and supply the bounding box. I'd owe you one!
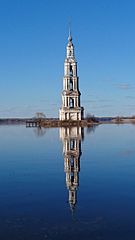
[60,127,84,212]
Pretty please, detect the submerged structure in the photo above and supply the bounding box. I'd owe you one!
[59,29,84,120]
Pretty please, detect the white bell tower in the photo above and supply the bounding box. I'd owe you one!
[59,29,84,120]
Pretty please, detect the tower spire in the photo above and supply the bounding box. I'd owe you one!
[68,22,72,42]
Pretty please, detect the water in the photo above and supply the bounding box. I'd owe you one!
[0,124,135,240]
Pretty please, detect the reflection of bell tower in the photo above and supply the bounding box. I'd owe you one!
[60,127,83,211]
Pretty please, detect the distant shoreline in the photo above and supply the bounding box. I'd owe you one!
[0,117,135,127]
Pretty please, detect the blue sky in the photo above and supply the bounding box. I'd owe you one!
[0,0,135,118]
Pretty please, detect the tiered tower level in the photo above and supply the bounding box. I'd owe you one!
[59,30,84,120]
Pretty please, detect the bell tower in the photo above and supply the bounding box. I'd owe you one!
[59,29,84,120]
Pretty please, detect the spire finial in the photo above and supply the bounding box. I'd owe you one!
[68,21,72,41]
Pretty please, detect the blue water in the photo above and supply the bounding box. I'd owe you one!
[0,124,135,240]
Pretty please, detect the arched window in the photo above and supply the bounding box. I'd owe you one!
[71,172,74,183]
[70,139,75,150]
[69,79,73,90]
[70,98,74,108]
[70,155,74,167]
[69,65,73,76]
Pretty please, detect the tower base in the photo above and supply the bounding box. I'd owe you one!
[59,107,84,121]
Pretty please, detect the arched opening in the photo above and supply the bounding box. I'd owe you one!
[71,172,74,183]
[70,139,75,150]
[69,65,73,76]
[70,98,74,108]
[70,155,74,167]
[69,79,73,90]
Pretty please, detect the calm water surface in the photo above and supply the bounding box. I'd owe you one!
[0,124,135,240]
